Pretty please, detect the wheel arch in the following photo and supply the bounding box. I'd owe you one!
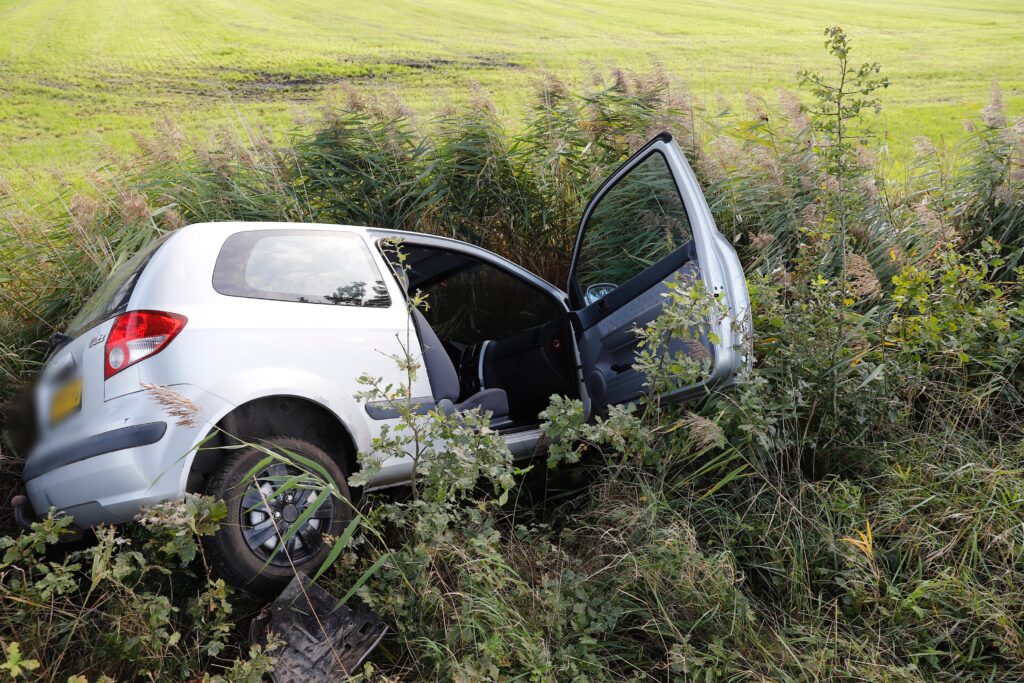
[185,394,360,494]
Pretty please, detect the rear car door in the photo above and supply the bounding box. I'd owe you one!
[568,132,750,413]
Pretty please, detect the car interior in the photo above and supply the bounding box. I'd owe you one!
[378,241,579,430]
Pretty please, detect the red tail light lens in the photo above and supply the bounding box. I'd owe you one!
[104,310,187,379]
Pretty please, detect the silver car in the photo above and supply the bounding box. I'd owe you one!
[22,132,750,590]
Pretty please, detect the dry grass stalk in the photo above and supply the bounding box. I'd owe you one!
[163,209,186,230]
[69,194,100,228]
[847,253,881,299]
[981,83,1006,129]
[777,88,810,131]
[913,135,937,158]
[533,72,569,106]
[119,190,150,224]
[748,232,776,250]
[141,383,202,427]
[680,411,725,450]
[914,197,955,242]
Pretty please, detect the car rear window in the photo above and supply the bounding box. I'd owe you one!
[213,229,391,308]
[66,233,172,338]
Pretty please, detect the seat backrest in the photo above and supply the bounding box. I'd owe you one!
[410,308,460,402]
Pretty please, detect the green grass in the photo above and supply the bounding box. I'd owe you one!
[0,0,1021,191]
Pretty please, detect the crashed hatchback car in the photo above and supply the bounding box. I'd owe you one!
[22,133,750,590]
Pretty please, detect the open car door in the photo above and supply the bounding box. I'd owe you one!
[568,131,750,414]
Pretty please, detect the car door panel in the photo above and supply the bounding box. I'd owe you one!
[568,132,750,413]
[575,260,708,406]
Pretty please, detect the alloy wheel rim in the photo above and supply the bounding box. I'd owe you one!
[239,462,334,566]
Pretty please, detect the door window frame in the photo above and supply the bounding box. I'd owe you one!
[373,235,570,312]
[566,134,700,310]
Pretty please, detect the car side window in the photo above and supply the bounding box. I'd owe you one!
[574,151,693,304]
[214,230,391,307]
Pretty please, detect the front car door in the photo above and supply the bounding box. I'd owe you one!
[568,132,750,414]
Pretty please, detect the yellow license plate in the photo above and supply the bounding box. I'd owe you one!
[50,378,82,425]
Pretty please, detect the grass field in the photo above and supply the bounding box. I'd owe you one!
[1,0,1022,189]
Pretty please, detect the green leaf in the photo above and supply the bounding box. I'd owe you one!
[313,515,361,581]
[339,552,389,605]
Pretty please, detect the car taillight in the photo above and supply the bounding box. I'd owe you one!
[104,310,187,379]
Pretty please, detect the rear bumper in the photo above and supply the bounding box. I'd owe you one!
[25,439,180,527]
[23,384,231,528]
[23,422,167,481]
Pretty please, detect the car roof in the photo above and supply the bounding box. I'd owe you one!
[177,221,376,237]
[172,221,570,302]
[177,222,488,253]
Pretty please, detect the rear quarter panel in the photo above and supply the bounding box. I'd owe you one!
[126,223,424,456]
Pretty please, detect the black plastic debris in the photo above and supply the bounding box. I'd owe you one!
[250,574,387,682]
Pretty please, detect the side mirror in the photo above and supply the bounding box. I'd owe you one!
[584,283,617,306]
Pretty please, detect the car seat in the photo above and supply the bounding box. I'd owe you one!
[410,308,511,423]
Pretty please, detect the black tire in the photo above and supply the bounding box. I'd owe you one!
[204,437,351,594]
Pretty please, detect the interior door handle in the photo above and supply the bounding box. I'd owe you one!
[610,363,630,373]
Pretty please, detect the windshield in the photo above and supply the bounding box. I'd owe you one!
[66,233,171,338]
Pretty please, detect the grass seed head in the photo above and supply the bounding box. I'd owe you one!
[142,383,202,428]
[981,82,1006,129]
[847,253,881,299]
[749,232,776,250]
[681,411,725,450]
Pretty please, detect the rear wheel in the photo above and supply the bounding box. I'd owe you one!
[204,437,350,594]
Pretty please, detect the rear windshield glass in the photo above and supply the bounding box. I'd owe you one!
[213,229,391,308]
[66,233,171,338]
